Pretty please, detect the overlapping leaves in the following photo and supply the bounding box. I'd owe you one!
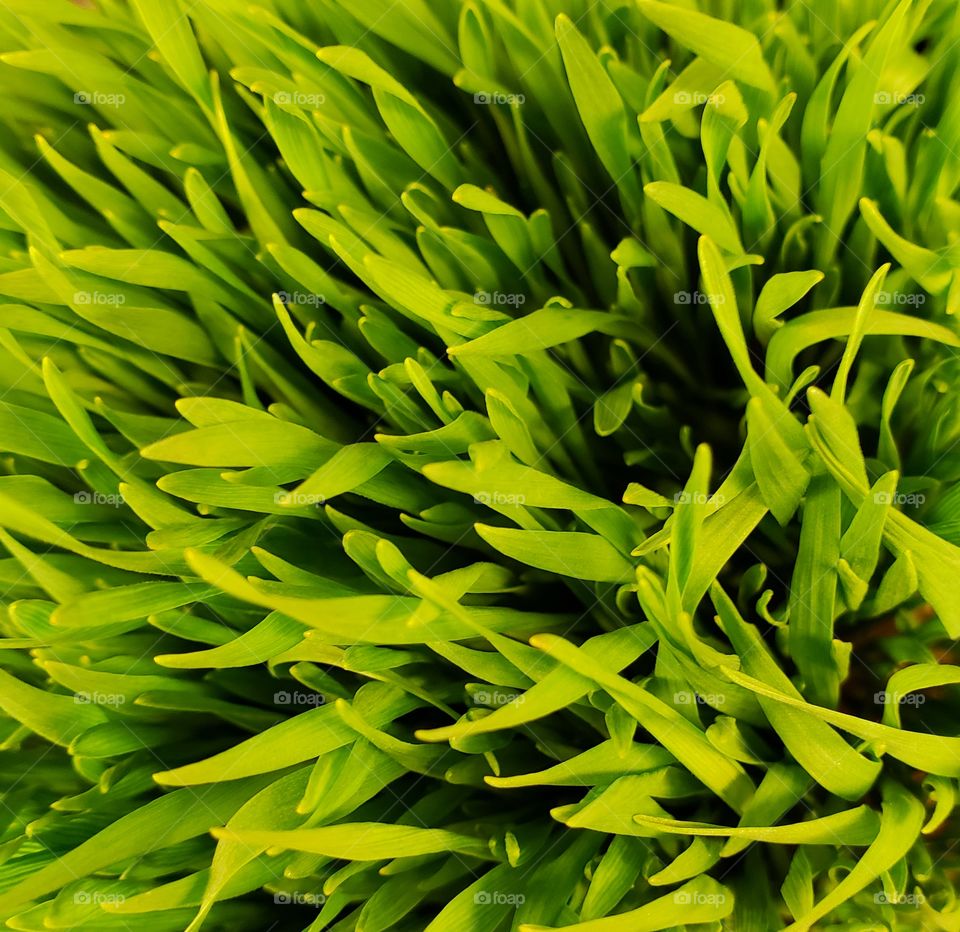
[0,0,958,929]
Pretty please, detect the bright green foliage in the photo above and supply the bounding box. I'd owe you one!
[0,0,959,929]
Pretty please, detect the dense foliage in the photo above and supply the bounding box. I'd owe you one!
[0,0,959,928]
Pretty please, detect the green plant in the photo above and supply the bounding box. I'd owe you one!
[0,0,959,928]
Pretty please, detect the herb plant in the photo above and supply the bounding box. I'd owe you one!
[0,0,959,929]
